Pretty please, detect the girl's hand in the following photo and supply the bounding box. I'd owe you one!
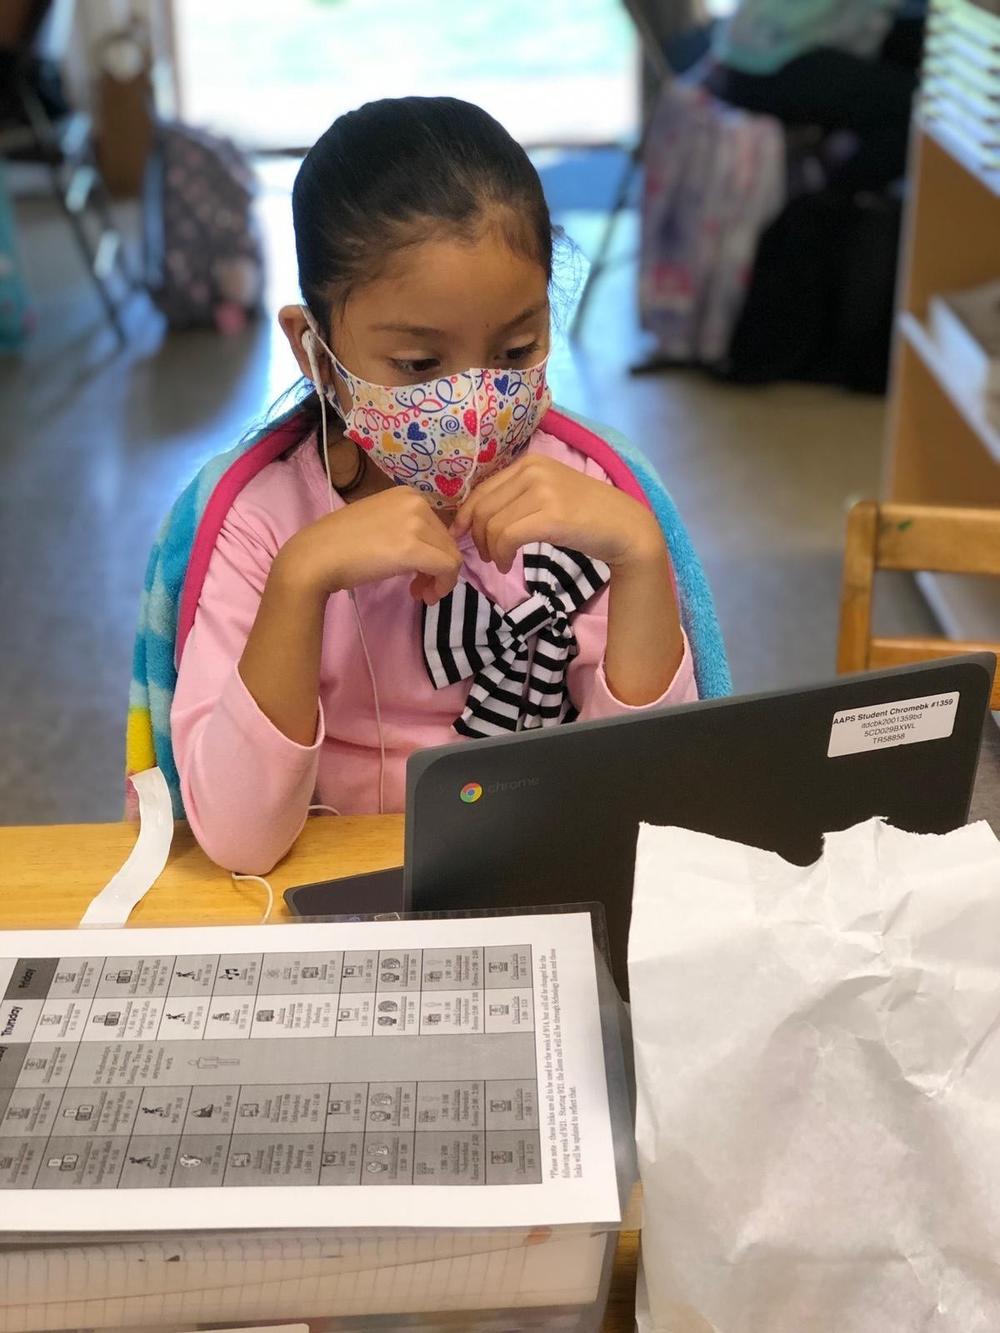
[275,488,462,605]
[452,456,664,574]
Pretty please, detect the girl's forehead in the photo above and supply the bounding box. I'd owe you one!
[337,233,549,340]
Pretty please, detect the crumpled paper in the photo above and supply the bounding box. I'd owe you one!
[629,817,1000,1333]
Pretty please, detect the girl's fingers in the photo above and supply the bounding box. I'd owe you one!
[453,463,531,541]
[403,512,464,604]
[483,497,548,573]
[410,572,452,604]
[411,516,463,567]
[415,512,461,555]
[451,473,502,537]
[410,572,434,601]
[408,537,461,604]
[489,512,552,575]
[466,476,534,563]
[413,537,462,579]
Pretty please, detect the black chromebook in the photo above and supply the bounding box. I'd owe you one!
[403,655,994,994]
[287,655,994,996]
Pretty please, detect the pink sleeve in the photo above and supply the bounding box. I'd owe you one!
[568,586,698,722]
[171,503,323,874]
[559,445,698,720]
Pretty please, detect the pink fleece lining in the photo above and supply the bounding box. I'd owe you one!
[541,408,651,508]
[175,408,648,667]
[176,419,305,667]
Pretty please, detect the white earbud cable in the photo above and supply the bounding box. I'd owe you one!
[231,871,273,923]
[304,322,386,816]
[348,591,386,816]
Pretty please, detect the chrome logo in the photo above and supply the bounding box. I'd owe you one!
[460,782,483,804]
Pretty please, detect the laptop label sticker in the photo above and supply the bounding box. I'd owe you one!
[828,691,959,758]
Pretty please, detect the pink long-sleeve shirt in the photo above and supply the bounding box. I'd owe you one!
[172,428,698,872]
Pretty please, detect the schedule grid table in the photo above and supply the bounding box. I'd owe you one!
[0,944,542,1191]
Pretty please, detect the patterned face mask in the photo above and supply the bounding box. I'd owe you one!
[303,313,551,510]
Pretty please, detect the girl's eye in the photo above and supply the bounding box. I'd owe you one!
[504,341,540,362]
[392,357,439,376]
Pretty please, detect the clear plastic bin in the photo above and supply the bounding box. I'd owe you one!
[0,910,634,1333]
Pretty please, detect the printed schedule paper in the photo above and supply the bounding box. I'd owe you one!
[0,913,619,1232]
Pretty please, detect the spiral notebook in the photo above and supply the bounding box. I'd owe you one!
[0,1228,608,1332]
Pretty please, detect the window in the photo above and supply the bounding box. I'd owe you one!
[174,0,637,150]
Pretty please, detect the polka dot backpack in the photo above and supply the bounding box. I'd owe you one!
[143,121,265,333]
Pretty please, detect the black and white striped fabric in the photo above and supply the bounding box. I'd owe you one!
[422,542,611,738]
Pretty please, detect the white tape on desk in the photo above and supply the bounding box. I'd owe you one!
[80,767,174,927]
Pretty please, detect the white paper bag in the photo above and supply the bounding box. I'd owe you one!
[629,817,1000,1333]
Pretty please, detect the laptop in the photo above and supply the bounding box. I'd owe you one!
[286,656,993,989]
[403,654,995,995]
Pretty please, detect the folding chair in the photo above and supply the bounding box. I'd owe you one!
[1,0,139,346]
[570,0,676,338]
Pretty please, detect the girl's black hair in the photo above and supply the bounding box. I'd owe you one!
[293,95,554,322]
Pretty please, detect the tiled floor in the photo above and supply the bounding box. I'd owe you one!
[0,168,934,825]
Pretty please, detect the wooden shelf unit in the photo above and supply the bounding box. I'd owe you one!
[897,310,1000,466]
[884,109,1000,640]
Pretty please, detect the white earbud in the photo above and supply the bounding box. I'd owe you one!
[302,326,322,390]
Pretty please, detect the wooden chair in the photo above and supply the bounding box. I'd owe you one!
[838,500,1000,707]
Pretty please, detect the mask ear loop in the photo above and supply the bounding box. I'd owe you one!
[302,315,386,817]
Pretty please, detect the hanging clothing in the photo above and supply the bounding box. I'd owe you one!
[639,83,786,365]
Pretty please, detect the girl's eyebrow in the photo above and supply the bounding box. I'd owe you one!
[370,321,443,336]
[498,302,547,334]
[370,303,547,340]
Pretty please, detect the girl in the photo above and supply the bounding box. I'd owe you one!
[171,96,697,874]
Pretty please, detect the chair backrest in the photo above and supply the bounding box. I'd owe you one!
[838,500,1000,707]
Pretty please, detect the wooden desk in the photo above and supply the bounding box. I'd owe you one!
[0,720,995,1332]
[0,816,405,927]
